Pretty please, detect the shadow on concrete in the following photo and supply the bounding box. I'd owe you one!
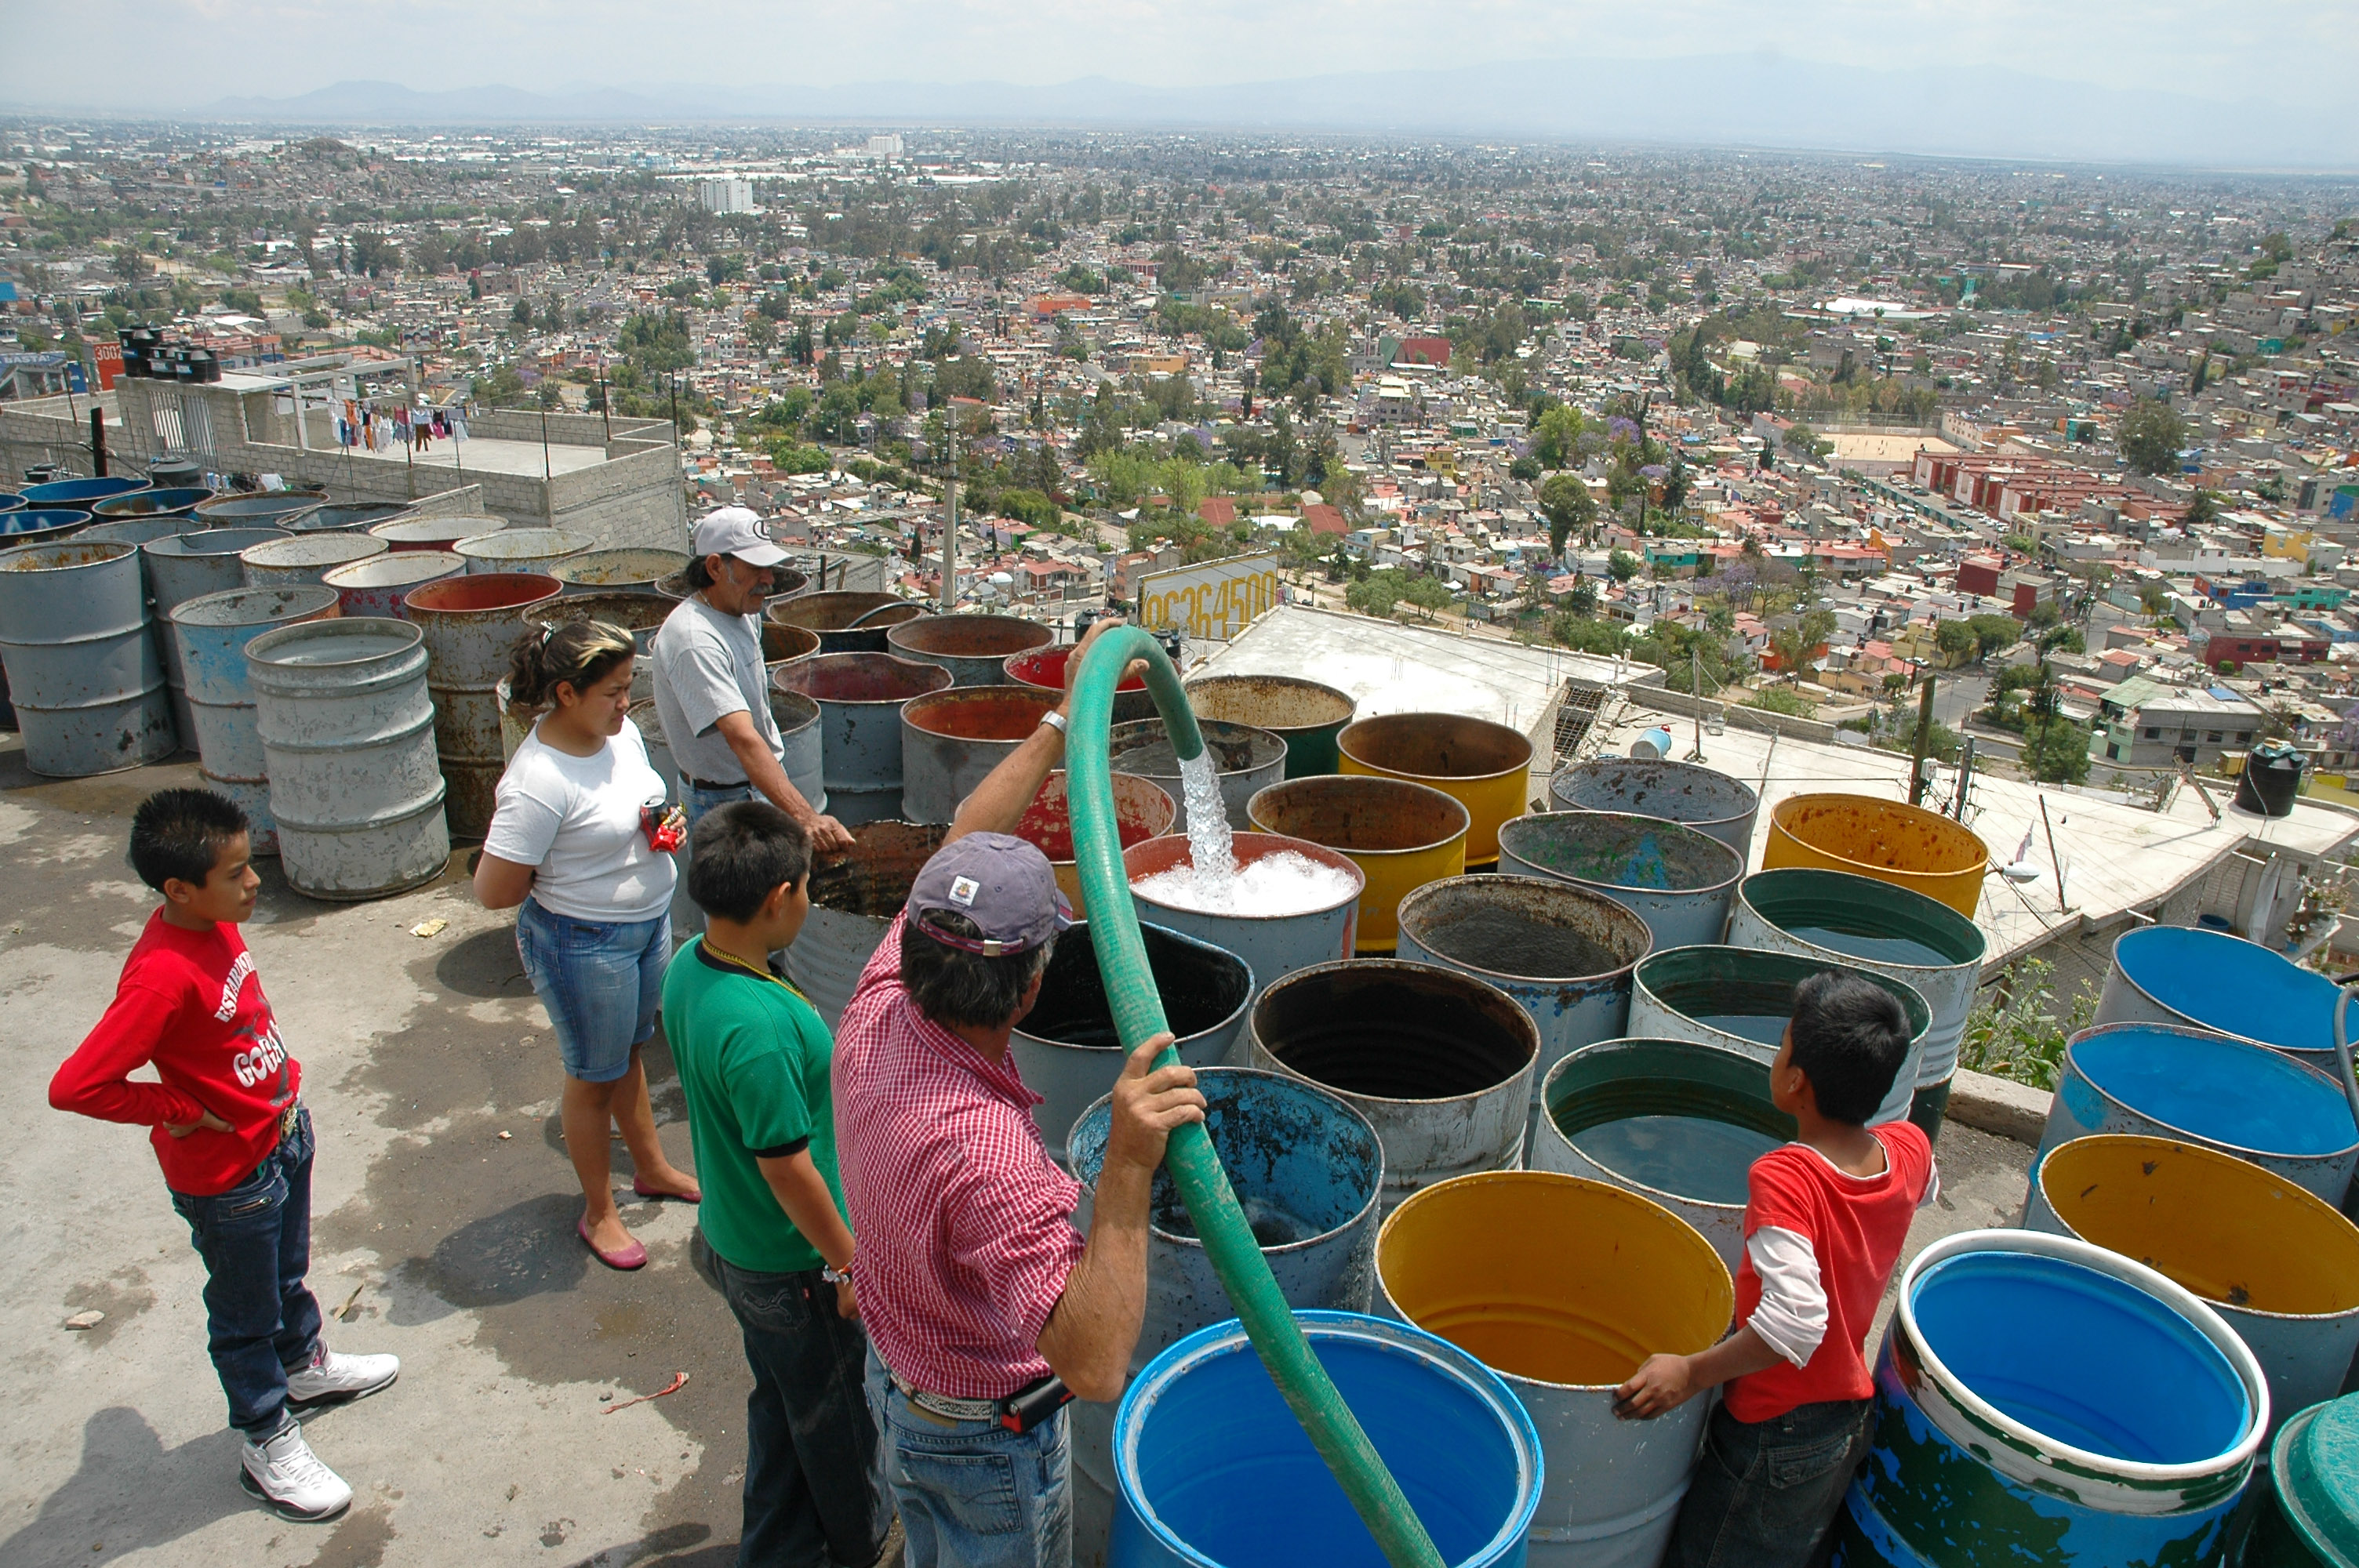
[560,1521,718,1566]
[435,923,533,999]
[391,1191,588,1323]
[0,1406,245,1565]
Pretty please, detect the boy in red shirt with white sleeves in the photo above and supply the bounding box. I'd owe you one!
[1614,970,1937,1568]
[49,789,399,1524]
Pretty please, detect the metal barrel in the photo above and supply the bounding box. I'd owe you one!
[780,821,950,1032]
[1017,769,1175,920]
[1246,775,1470,955]
[1067,1068,1384,1568]
[1548,756,1761,858]
[0,542,178,776]
[1248,957,1539,1215]
[89,488,213,521]
[239,531,389,590]
[1630,944,1931,1127]
[761,619,820,680]
[630,698,703,946]
[682,567,810,607]
[0,510,95,548]
[552,548,690,596]
[404,572,563,839]
[2260,1396,2359,1567]
[371,514,507,554]
[1397,874,1653,1148]
[1108,717,1288,833]
[1728,867,1987,1138]
[898,684,1060,825]
[321,550,464,619]
[245,617,450,900]
[533,590,670,701]
[1762,792,1990,921]
[1829,1229,2267,1568]
[2025,1134,2359,1442]
[886,612,1053,687]
[766,590,921,654]
[1183,673,1358,778]
[1338,713,1532,869]
[769,652,952,826]
[191,489,325,528]
[169,586,341,848]
[1012,919,1252,1165]
[1378,1171,1732,1567]
[20,474,149,510]
[1122,832,1365,1011]
[1109,1311,1542,1568]
[1499,811,1743,953]
[143,528,288,743]
[80,514,202,547]
[767,688,827,813]
[285,502,413,535]
[2036,1023,2359,1207]
[2098,924,2353,1080]
[454,527,593,575]
[1008,644,1160,724]
[1533,1036,1794,1276]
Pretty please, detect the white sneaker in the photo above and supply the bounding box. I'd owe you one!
[285,1348,401,1410]
[239,1424,353,1523]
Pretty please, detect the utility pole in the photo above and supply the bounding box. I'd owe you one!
[942,405,959,612]
[1908,674,1937,808]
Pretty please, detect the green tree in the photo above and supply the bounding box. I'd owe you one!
[1934,620,1977,662]
[1769,608,1837,683]
[1532,405,1585,469]
[1538,474,1597,557]
[2185,488,2222,527]
[1783,423,1831,462]
[1401,575,1455,620]
[2137,579,2170,616]
[2117,398,2189,476]
[1607,549,1641,583]
[2023,716,2092,785]
[1967,614,2024,662]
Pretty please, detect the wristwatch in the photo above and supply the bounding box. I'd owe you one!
[1039,710,1069,737]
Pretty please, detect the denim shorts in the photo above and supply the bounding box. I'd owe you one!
[514,898,671,1083]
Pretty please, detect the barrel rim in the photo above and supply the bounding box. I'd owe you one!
[1637,941,1933,1043]
[1122,830,1366,920]
[402,571,565,616]
[1897,1227,2269,1489]
[2270,1399,2359,1564]
[1768,790,1991,879]
[142,527,286,560]
[1181,672,1357,734]
[1548,754,1762,828]
[1336,711,1536,785]
[1252,956,1540,1106]
[885,611,1056,659]
[772,650,956,705]
[551,546,692,583]
[1110,1308,1544,1568]
[321,550,466,588]
[245,614,427,669]
[1735,866,1988,972]
[237,533,388,567]
[1538,1035,1787,1214]
[1245,774,1473,858]
[1012,917,1255,1059]
[2064,1021,2359,1162]
[898,682,1060,738]
[167,583,342,630]
[2107,923,2342,1059]
[453,526,594,557]
[0,539,136,574]
[1107,715,1291,775]
[1502,808,1744,898]
[1395,872,1652,985]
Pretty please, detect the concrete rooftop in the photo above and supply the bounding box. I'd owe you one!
[313,435,614,481]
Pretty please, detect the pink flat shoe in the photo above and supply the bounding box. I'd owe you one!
[633,1178,700,1203]
[577,1217,647,1271]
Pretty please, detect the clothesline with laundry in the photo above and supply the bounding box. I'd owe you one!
[333,399,473,453]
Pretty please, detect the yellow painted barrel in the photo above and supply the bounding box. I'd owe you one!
[1761,793,1990,919]
[1338,713,1532,869]
[1377,1171,1732,1565]
[2029,1134,2359,1436]
[1248,775,1469,955]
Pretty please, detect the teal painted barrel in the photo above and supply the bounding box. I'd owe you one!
[2259,1393,2359,1568]
[1498,811,1743,953]
[1110,1310,1543,1568]
[2036,1023,2359,1207]
[1829,1229,2269,1568]
[1068,1068,1385,1568]
[1547,757,1760,856]
[1629,945,1932,1128]
[1183,673,1358,778]
[2098,924,2351,1080]
[1727,868,1986,1138]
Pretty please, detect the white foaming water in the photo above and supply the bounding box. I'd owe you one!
[1132,851,1358,917]
[1174,750,1236,898]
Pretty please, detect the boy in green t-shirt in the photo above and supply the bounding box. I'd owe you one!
[662,800,885,1567]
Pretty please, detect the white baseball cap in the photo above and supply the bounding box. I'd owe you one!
[692,506,787,568]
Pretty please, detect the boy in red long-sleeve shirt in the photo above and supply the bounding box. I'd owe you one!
[50,789,400,1523]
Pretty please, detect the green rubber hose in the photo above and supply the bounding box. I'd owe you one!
[1063,626,1446,1568]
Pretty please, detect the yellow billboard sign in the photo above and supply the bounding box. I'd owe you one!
[1137,550,1281,641]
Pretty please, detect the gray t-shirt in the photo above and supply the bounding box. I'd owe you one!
[652,596,782,786]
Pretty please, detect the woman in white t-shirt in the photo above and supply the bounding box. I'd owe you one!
[473,619,699,1272]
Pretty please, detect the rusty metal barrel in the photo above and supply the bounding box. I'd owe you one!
[1550,756,1761,856]
[768,688,827,815]
[321,550,464,619]
[770,652,953,826]
[1499,810,1743,953]
[761,619,820,681]
[900,684,1060,825]
[1008,644,1160,724]
[1762,793,1991,920]
[405,572,564,838]
[239,531,389,590]
[533,590,670,701]
[246,616,450,900]
[1019,769,1175,920]
[192,488,325,528]
[1108,717,1288,833]
[1339,713,1533,869]
[455,527,593,576]
[284,502,413,535]
[888,612,1054,687]
[0,541,179,776]
[1185,673,1358,778]
[552,548,691,596]
[169,586,342,849]
[782,821,952,1030]
[1247,775,1470,955]
[370,514,506,554]
[767,590,922,654]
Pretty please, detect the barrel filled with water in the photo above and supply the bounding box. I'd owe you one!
[1498,811,1742,953]
[1548,757,1760,857]
[1125,831,1365,1011]
[2097,924,2353,1080]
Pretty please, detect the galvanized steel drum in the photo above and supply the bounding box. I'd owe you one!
[1183,673,1357,778]
[239,531,389,590]
[191,489,325,528]
[79,514,201,548]
[1010,644,1159,724]
[285,502,413,535]
[1379,1171,1732,1568]
[1499,811,1741,953]
[2098,924,2353,1080]
[771,652,952,826]
[169,586,342,849]
[1534,1036,1795,1274]
[246,617,450,900]
[551,548,691,596]
[1010,920,1252,1166]
[89,488,212,523]
[1548,757,1760,857]
[1728,868,1986,1138]
[781,821,950,1032]
[403,572,563,840]
[453,527,592,575]
[2025,1134,2359,1443]
[887,612,1053,687]
[768,590,922,655]
[1122,832,1365,1011]
[1019,769,1176,921]
[1249,958,1539,1215]
[0,541,179,776]
[1338,713,1533,868]
[144,528,287,742]
[371,514,506,554]
[1067,1068,1383,1568]
[321,550,464,619]
[533,590,669,701]
[1108,717,1288,833]
[898,684,1060,825]
[1828,1229,2268,1568]
[767,688,827,815]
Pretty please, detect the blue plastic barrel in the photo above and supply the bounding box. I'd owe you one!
[1111,1311,1542,1568]
[1830,1229,2268,1567]
[2037,1023,2359,1207]
[2097,924,2350,1077]
[0,507,93,543]
[20,474,148,510]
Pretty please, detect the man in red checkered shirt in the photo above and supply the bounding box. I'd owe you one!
[833,619,1203,1568]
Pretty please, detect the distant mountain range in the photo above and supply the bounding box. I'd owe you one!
[40,56,2358,169]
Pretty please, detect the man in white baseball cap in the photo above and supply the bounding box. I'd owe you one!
[653,506,852,855]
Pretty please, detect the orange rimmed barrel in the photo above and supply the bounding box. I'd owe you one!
[1338,713,1532,869]
[1761,793,1990,920]
[1248,775,1470,955]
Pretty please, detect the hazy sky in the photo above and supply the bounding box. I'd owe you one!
[9,0,2350,106]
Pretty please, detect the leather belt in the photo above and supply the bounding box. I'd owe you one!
[892,1376,1000,1424]
[680,774,751,793]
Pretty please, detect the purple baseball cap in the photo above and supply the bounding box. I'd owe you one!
[907,833,1073,957]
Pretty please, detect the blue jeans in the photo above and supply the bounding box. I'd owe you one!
[698,1235,889,1567]
[864,1346,1071,1568]
[514,898,671,1083]
[169,1109,323,1442]
[682,777,757,835]
[1666,1397,1871,1568]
